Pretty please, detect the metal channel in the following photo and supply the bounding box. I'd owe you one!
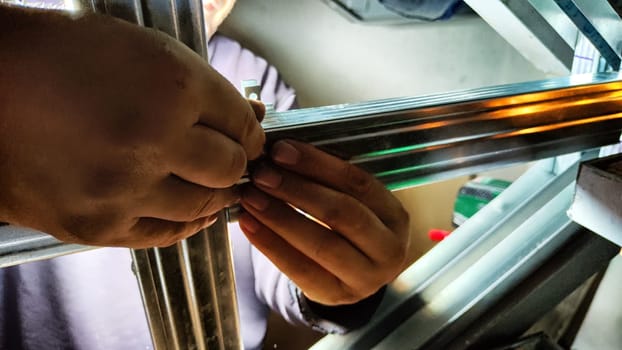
[554,0,622,70]
[263,72,622,190]
[378,183,580,349]
[443,228,619,350]
[464,0,575,75]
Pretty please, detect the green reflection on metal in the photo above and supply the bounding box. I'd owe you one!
[358,144,427,159]
[386,177,431,191]
[376,163,429,178]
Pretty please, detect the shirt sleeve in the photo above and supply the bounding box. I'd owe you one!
[250,239,386,334]
[208,34,297,112]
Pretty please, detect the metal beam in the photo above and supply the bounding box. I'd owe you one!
[554,0,622,70]
[264,73,622,190]
[464,0,575,75]
[2,73,622,265]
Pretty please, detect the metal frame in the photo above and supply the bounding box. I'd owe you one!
[554,0,622,70]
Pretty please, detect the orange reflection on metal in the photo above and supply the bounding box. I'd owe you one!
[497,113,622,137]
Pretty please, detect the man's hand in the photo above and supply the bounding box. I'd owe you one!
[238,140,410,306]
[0,6,265,248]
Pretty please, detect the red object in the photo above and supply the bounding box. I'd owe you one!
[428,228,451,241]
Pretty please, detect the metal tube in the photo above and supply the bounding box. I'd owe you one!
[263,72,622,189]
[2,73,622,265]
[554,0,622,70]
[131,212,241,349]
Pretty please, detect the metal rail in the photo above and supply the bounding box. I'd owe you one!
[264,72,622,189]
[465,0,575,76]
[3,73,622,267]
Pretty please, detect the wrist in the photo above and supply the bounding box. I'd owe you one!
[289,281,387,334]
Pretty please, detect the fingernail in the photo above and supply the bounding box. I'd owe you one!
[253,165,282,189]
[239,213,261,234]
[242,187,270,211]
[227,186,241,206]
[248,99,266,123]
[205,214,219,226]
[271,141,300,165]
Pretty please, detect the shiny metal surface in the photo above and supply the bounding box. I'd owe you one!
[554,0,622,70]
[131,212,241,350]
[75,0,143,23]
[465,0,575,75]
[2,73,622,264]
[378,185,577,349]
[264,72,622,190]
[0,225,91,266]
[441,225,618,350]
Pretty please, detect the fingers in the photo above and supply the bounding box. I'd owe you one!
[139,174,239,222]
[269,140,409,232]
[240,185,375,288]
[248,99,266,123]
[248,165,404,264]
[238,212,368,305]
[239,140,412,306]
[171,125,248,188]
[198,71,265,160]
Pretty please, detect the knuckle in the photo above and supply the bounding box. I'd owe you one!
[396,207,411,232]
[317,195,349,228]
[241,108,264,159]
[191,189,217,219]
[336,286,370,305]
[312,235,338,262]
[344,163,374,197]
[223,146,247,186]
[379,242,408,275]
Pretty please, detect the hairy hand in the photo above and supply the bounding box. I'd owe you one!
[0,7,265,247]
[239,140,410,306]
